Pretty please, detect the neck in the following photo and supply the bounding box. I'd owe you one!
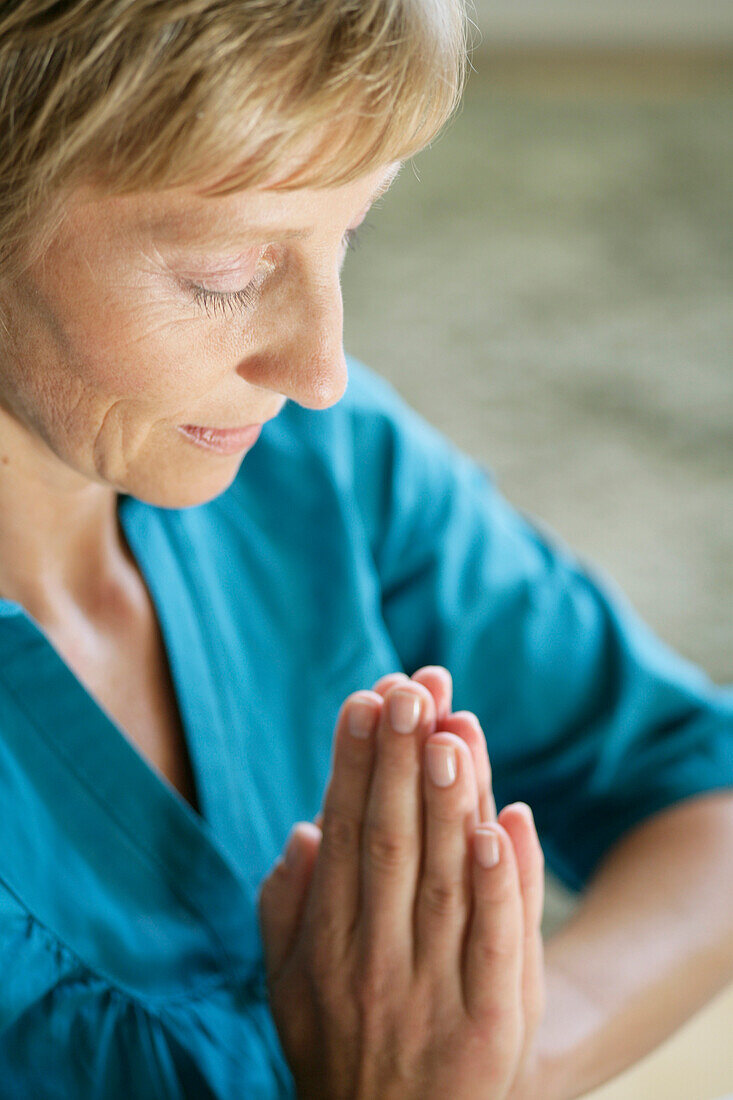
[0,407,130,624]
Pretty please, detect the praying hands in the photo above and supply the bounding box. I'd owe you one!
[259,666,545,1099]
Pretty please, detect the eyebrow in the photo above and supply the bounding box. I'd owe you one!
[144,161,403,244]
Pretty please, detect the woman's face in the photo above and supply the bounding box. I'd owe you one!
[0,158,400,508]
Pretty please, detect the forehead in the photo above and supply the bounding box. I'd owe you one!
[130,161,403,247]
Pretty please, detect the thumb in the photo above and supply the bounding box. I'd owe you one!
[257,821,321,980]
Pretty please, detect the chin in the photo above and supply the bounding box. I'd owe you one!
[119,455,246,510]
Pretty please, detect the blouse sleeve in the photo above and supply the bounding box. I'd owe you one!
[346,358,733,892]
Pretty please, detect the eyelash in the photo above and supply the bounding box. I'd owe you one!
[189,222,371,319]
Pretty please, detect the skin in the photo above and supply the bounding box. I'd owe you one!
[271,671,733,1100]
[0,144,546,1095]
[0,154,400,617]
[259,669,546,1099]
[2,143,731,1096]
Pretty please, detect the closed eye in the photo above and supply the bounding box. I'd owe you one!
[188,220,375,318]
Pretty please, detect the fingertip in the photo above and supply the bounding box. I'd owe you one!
[500,801,534,825]
[497,804,545,929]
[473,823,501,869]
[410,665,453,722]
[476,818,504,833]
[411,665,453,694]
[498,802,543,858]
[284,821,322,869]
[349,689,384,707]
[370,671,411,696]
[344,691,382,740]
[292,819,323,844]
[424,729,475,777]
[382,678,437,736]
[471,821,522,897]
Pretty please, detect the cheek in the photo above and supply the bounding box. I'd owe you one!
[0,277,97,448]
[60,289,206,403]
[40,252,226,410]
[3,278,209,471]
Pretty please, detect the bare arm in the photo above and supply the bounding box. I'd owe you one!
[518,790,733,1100]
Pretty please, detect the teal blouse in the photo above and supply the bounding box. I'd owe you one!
[1,356,731,1098]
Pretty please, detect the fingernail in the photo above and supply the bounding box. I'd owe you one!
[474,826,500,868]
[348,699,377,739]
[426,742,457,787]
[389,689,421,734]
[284,828,301,869]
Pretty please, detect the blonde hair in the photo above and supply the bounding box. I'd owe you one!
[0,0,470,289]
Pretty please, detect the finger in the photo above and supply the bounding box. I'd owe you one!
[258,821,322,981]
[371,671,411,696]
[498,802,546,1046]
[409,666,453,726]
[372,667,453,728]
[359,680,437,965]
[414,733,479,985]
[438,711,495,822]
[372,669,454,799]
[300,691,382,950]
[464,821,524,1037]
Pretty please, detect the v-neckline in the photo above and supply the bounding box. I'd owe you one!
[0,491,266,995]
[116,493,207,823]
[114,490,239,843]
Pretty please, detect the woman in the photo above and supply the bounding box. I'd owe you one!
[0,1,731,1098]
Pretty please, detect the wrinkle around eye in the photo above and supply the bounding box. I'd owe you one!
[181,244,283,297]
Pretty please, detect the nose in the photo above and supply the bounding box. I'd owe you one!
[237,266,348,411]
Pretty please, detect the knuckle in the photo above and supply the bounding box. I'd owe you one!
[483,869,517,908]
[306,952,340,1007]
[352,955,393,1016]
[321,808,360,861]
[364,823,415,874]
[420,872,466,918]
[472,931,518,971]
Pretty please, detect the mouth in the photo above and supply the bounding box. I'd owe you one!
[176,400,285,455]
[176,422,264,455]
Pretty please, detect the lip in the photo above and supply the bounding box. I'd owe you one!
[176,422,263,454]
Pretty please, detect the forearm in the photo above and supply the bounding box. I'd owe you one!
[526,791,733,1100]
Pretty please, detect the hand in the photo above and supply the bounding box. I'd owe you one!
[314,668,496,828]
[258,667,545,1100]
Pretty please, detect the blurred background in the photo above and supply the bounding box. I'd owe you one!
[341,3,733,1098]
